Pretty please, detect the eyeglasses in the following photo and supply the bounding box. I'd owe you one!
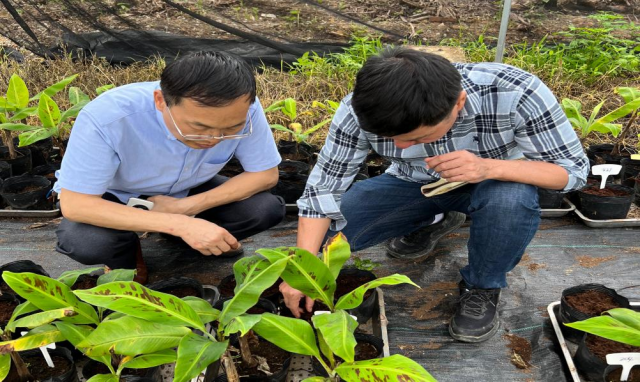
[167,107,253,141]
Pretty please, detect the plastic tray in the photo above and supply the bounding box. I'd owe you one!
[286,288,389,382]
[568,199,640,228]
[541,198,575,218]
[0,208,61,218]
[547,300,640,382]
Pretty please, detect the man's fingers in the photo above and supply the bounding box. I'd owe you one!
[305,296,315,312]
[285,297,302,318]
[223,231,239,249]
[217,242,232,253]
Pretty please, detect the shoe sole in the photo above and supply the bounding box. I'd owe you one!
[448,312,500,343]
[386,213,467,260]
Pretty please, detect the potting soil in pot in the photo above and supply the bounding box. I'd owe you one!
[234,337,289,378]
[564,290,621,316]
[6,355,73,381]
[586,336,640,363]
[606,367,640,382]
[0,298,19,325]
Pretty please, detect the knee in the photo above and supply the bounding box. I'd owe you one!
[249,193,285,231]
[471,181,539,215]
[56,220,137,265]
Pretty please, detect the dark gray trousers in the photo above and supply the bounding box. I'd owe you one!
[55,176,286,269]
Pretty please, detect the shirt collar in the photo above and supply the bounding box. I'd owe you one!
[155,107,178,141]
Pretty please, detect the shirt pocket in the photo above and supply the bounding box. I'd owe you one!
[196,154,233,183]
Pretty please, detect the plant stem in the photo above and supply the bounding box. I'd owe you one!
[612,110,638,156]
[222,349,241,382]
[238,334,258,369]
[2,130,16,160]
[315,356,334,378]
[1,332,32,381]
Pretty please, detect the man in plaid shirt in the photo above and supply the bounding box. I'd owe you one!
[281,46,589,342]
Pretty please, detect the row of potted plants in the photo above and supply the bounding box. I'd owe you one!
[558,283,640,381]
[0,234,437,381]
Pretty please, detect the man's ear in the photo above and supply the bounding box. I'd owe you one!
[153,89,166,112]
[456,90,467,112]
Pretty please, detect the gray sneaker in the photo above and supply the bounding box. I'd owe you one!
[385,212,466,260]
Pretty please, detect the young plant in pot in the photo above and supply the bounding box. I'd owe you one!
[252,235,435,381]
[577,165,636,220]
[565,308,640,382]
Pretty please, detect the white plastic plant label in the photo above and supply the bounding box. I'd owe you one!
[606,353,640,381]
[21,331,56,368]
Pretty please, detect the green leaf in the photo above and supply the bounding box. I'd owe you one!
[264,100,285,113]
[322,233,351,280]
[86,374,119,382]
[96,84,115,95]
[0,123,37,131]
[607,308,640,331]
[57,267,103,288]
[174,332,227,382]
[11,307,77,329]
[587,100,605,126]
[269,123,294,134]
[74,282,204,331]
[59,101,88,125]
[54,322,112,367]
[252,313,320,357]
[283,98,297,120]
[38,94,61,129]
[218,258,287,326]
[565,309,640,347]
[233,255,268,286]
[18,128,54,147]
[182,296,219,325]
[303,118,331,135]
[2,272,99,325]
[0,96,14,111]
[302,378,330,382]
[224,314,262,337]
[0,325,64,354]
[122,349,177,369]
[595,98,640,125]
[312,311,357,363]
[561,99,583,120]
[5,302,39,332]
[31,74,78,101]
[257,247,336,309]
[335,274,418,310]
[7,74,29,109]
[68,86,90,106]
[78,315,191,356]
[9,106,38,121]
[0,354,10,381]
[316,330,335,371]
[590,122,622,137]
[335,355,437,382]
[97,269,135,285]
[616,87,640,103]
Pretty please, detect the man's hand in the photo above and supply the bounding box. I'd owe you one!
[279,282,314,318]
[425,150,494,183]
[148,195,192,215]
[177,218,240,256]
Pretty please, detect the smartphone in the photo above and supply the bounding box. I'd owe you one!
[126,197,154,211]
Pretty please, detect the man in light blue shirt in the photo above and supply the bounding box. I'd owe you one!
[54,51,284,283]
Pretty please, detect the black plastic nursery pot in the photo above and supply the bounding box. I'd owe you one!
[217,274,281,303]
[0,259,49,297]
[0,292,20,329]
[214,297,278,315]
[277,140,316,162]
[635,177,640,206]
[82,359,162,381]
[0,161,11,179]
[336,269,378,324]
[271,160,311,204]
[365,151,391,178]
[7,347,78,382]
[14,136,54,168]
[312,332,385,377]
[0,147,32,176]
[147,276,205,299]
[621,157,640,187]
[586,144,614,161]
[537,187,565,209]
[226,336,292,382]
[31,163,59,183]
[559,284,630,343]
[574,334,640,382]
[577,184,635,220]
[603,365,640,382]
[0,174,51,210]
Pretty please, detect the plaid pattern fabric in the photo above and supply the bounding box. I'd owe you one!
[297,63,589,230]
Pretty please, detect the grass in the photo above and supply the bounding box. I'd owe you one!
[1,22,639,150]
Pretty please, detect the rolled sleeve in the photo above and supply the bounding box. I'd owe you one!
[234,98,281,172]
[54,110,120,195]
[513,76,589,192]
[297,96,370,231]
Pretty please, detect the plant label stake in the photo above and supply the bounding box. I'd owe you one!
[592,164,622,189]
[606,353,640,381]
[21,331,56,368]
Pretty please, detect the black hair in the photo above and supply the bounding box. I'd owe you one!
[351,46,463,136]
[160,51,256,107]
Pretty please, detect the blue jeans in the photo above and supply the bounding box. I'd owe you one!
[329,174,541,289]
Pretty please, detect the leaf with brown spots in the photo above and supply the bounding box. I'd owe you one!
[335,274,419,310]
[74,282,204,331]
[0,324,64,354]
[10,307,77,329]
[335,355,436,382]
[2,271,99,325]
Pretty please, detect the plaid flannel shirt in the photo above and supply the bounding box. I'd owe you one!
[297,63,589,231]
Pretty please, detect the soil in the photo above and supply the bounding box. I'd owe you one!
[581,186,632,197]
[606,367,640,382]
[87,361,149,378]
[575,255,616,268]
[504,334,532,370]
[5,355,71,381]
[0,299,19,324]
[586,335,640,363]
[335,273,375,300]
[15,185,43,194]
[280,299,331,322]
[235,337,289,378]
[564,290,621,316]
[161,286,200,298]
[354,341,379,361]
[71,275,98,290]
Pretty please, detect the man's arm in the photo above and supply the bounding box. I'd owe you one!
[149,167,279,216]
[59,189,239,255]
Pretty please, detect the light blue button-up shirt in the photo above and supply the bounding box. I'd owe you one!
[54,81,281,202]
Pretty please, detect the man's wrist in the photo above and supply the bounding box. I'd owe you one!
[160,213,191,236]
